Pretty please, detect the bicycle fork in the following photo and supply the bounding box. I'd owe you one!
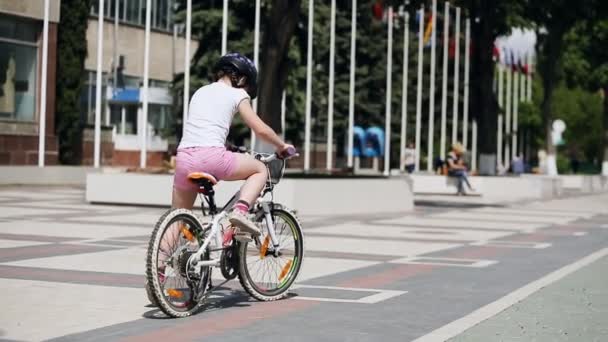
[260,202,281,256]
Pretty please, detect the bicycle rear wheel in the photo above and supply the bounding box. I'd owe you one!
[238,208,304,301]
[146,208,210,318]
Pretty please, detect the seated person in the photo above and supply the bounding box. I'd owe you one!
[446,142,475,195]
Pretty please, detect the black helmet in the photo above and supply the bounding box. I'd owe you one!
[213,53,258,100]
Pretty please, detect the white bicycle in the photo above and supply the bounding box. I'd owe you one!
[145,147,303,318]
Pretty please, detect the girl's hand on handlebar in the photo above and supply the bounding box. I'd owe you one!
[277,144,297,159]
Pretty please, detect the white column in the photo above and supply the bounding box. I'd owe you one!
[400,12,410,171]
[183,0,191,138]
[472,119,477,171]
[512,69,519,160]
[304,0,314,171]
[504,65,512,168]
[439,1,449,160]
[326,0,336,171]
[462,18,470,150]
[426,0,437,172]
[94,0,105,168]
[38,0,50,167]
[451,7,460,145]
[414,6,424,172]
[141,0,151,168]
[105,103,111,126]
[384,6,393,176]
[347,0,357,168]
[120,106,126,135]
[251,0,260,150]
[221,0,228,55]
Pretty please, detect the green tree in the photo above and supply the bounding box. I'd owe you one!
[524,0,603,170]
[562,16,608,172]
[55,0,91,164]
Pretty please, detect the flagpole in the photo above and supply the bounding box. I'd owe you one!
[426,0,437,172]
[281,89,286,139]
[527,53,532,102]
[94,0,105,168]
[183,0,191,138]
[512,62,519,160]
[497,64,504,171]
[38,0,50,167]
[472,119,477,171]
[221,0,228,55]
[504,55,512,169]
[384,6,394,176]
[400,12,410,171]
[327,0,336,171]
[251,0,260,150]
[141,0,151,168]
[462,18,470,150]
[304,0,314,171]
[347,0,357,169]
[415,6,424,172]
[451,7,460,145]
[439,1,449,160]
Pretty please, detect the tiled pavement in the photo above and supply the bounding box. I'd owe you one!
[0,186,607,341]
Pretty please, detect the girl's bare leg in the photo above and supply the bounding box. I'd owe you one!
[224,153,268,205]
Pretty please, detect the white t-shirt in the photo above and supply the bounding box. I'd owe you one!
[179,81,250,148]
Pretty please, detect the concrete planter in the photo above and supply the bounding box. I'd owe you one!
[86,173,414,215]
[560,175,608,193]
[411,174,564,201]
[0,166,100,186]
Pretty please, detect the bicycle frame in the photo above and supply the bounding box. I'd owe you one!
[189,169,283,274]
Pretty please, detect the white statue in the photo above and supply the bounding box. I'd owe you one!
[0,56,16,115]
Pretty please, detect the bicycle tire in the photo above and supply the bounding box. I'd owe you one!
[146,208,210,318]
[237,208,304,301]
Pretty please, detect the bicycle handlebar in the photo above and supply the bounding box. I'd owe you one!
[225,144,298,163]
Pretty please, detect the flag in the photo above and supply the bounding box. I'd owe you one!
[423,14,434,46]
[521,53,530,75]
[492,44,500,62]
[510,50,518,72]
[449,37,455,59]
[518,55,526,74]
[372,0,384,21]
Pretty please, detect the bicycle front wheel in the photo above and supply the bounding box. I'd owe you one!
[238,208,304,301]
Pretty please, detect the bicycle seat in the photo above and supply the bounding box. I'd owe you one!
[188,172,218,192]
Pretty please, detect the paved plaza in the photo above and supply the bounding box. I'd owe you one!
[0,186,607,341]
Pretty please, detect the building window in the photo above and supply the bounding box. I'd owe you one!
[91,0,174,32]
[0,14,39,122]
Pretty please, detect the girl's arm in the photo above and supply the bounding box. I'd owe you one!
[238,99,289,151]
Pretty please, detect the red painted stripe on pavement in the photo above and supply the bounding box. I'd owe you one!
[119,298,315,342]
[0,244,118,262]
[0,265,144,288]
[338,263,436,289]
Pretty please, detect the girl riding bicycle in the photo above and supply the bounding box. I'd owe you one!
[173,53,294,236]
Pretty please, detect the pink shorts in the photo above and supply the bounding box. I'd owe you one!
[173,146,238,192]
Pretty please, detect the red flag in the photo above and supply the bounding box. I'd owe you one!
[492,44,500,62]
[449,37,455,59]
[372,1,384,20]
